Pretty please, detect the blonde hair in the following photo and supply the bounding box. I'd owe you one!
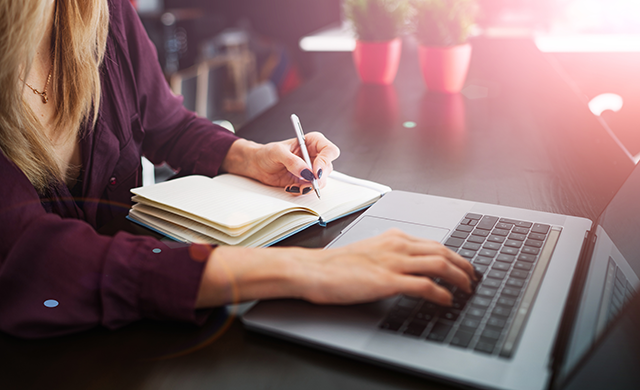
[0,0,109,193]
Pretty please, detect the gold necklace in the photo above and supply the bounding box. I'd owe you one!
[23,69,52,104]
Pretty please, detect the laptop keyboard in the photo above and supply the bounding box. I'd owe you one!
[379,213,560,358]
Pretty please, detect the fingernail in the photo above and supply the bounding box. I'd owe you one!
[286,185,300,194]
[300,169,315,181]
[317,168,323,179]
[302,187,312,195]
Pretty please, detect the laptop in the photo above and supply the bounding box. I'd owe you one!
[242,159,640,390]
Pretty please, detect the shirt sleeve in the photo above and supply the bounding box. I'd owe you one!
[113,0,239,177]
[0,155,210,338]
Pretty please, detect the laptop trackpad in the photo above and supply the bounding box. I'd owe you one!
[327,216,450,248]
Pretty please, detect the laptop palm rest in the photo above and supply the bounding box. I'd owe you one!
[327,216,451,249]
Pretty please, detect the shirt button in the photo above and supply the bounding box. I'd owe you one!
[109,176,117,185]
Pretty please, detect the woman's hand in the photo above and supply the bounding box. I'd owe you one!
[195,229,477,308]
[220,134,340,195]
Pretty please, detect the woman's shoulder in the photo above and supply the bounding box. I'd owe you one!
[106,0,146,45]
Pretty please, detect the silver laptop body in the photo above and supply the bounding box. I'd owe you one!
[243,163,640,390]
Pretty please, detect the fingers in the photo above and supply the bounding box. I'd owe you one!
[399,254,473,294]
[372,229,475,295]
[284,183,314,196]
[381,229,477,282]
[304,132,340,188]
[394,274,454,306]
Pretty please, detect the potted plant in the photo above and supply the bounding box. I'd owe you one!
[411,0,478,93]
[344,0,411,84]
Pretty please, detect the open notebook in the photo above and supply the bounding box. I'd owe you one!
[127,171,391,247]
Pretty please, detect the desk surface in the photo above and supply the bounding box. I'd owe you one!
[1,37,635,390]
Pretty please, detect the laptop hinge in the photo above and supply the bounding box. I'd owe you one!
[548,229,597,389]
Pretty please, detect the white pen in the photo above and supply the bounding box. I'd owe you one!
[290,114,321,199]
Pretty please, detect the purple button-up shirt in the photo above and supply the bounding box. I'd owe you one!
[0,0,239,338]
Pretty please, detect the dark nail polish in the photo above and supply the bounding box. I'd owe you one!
[317,168,323,179]
[300,169,315,181]
[286,185,300,194]
[302,187,312,195]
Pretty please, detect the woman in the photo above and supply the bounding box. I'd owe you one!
[0,0,475,338]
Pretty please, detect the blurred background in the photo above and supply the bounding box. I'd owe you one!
[131,0,640,159]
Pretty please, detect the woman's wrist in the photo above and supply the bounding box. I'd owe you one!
[220,138,262,177]
[195,246,312,308]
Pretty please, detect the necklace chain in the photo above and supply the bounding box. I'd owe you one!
[22,69,52,104]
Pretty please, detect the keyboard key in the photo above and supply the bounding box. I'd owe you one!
[452,231,470,239]
[468,219,478,226]
[482,328,502,340]
[487,235,506,244]
[477,287,497,298]
[478,249,497,258]
[497,296,516,307]
[441,309,462,322]
[487,270,507,280]
[516,221,533,228]
[496,254,515,263]
[500,247,519,256]
[472,229,490,237]
[524,239,543,248]
[463,242,482,251]
[506,278,525,288]
[521,246,539,255]
[513,227,530,234]
[486,316,507,329]
[471,296,492,307]
[474,256,492,266]
[403,320,429,336]
[517,253,537,263]
[458,249,476,259]
[499,218,521,225]
[456,225,474,233]
[451,300,467,310]
[426,321,454,342]
[466,213,482,220]
[504,240,523,248]
[450,329,474,348]
[496,222,514,230]
[445,237,465,248]
[475,338,496,354]
[492,305,512,317]
[493,228,510,237]
[492,262,511,271]
[414,311,436,322]
[531,224,550,234]
[483,242,502,250]
[508,233,526,241]
[468,235,486,244]
[502,287,521,297]
[510,270,529,279]
[396,296,421,310]
[380,320,404,331]
[482,279,502,289]
[514,261,533,271]
[528,232,547,241]
[474,264,488,274]
[477,216,499,230]
[461,218,472,225]
[466,307,486,318]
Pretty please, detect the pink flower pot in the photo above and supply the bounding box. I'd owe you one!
[418,43,472,93]
[353,39,402,85]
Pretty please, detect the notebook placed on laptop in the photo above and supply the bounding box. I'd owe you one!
[242,160,640,390]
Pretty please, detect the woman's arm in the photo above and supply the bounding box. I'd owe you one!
[196,229,476,308]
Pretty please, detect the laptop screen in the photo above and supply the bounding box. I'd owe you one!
[556,160,640,386]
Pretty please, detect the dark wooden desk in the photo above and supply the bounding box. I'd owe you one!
[1,37,634,390]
